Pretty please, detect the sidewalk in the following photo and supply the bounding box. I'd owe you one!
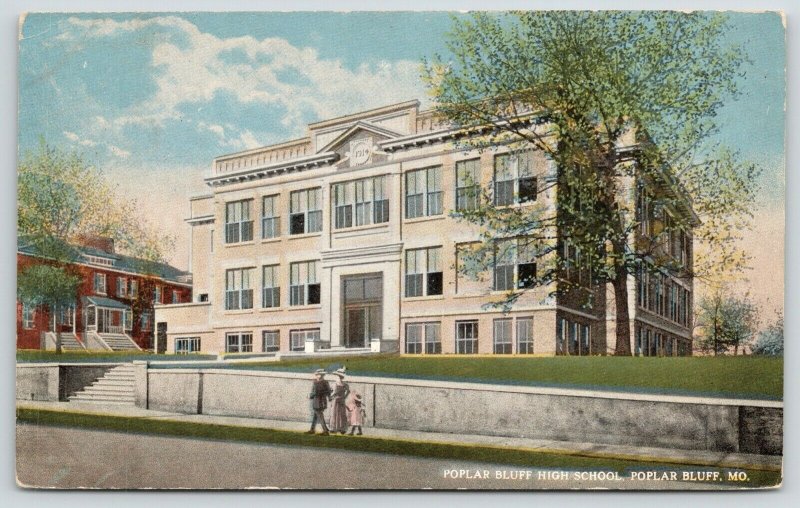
[16,400,782,472]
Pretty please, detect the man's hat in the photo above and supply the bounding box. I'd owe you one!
[334,367,347,378]
[353,393,362,401]
[314,369,326,375]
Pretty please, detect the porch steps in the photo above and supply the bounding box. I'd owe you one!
[69,364,136,405]
[98,333,142,352]
[59,333,85,351]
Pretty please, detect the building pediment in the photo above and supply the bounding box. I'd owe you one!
[318,121,401,168]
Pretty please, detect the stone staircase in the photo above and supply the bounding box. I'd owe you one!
[98,333,142,351]
[44,332,86,351]
[68,364,136,405]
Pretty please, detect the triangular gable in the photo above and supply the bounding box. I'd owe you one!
[317,121,402,154]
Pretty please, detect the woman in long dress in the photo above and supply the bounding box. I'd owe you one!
[328,368,350,434]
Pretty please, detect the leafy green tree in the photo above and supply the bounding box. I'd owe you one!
[752,313,783,356]
[695,290,759,356]
[18,141,174,264]
[423,12,760,355]
[17,265,80,353]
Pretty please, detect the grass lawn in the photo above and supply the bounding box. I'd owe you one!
[16,408,782,489]
[16,350,217,363]
[213,355,783,400]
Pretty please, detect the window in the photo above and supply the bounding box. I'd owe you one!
[22,303,35,329]
[153,285,162,304]
[405,167,442,218]
[172,290,179,304]
[129,279,138,298]
[290,329,319,351]
[333,176,389,229]
[405,247,442,297]
[225,268,254,310]
[494,238,536,291]
[94,273,106,294]
[140,311,152,331]
[58,304,75,327]
[261,195,280,239]
[456,159,481,212]
[405,322,441,354]
[290,261,320,306]
[226,332,253,353]
[262,265,280,308]
[124,310,133,331]
[199,293,209,303]
[176,337,201,354]
[517,317,534,354]
[456,320,479,354]
[493,318,513,354]
[225,199,254,243]
[262,330,280,352]
[117,277,127,297]
[494,152,537,205]
[290,188,322,235]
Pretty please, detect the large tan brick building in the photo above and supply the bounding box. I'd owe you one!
[156,100,693,356]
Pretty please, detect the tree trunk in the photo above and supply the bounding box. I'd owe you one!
[613,267,632,356]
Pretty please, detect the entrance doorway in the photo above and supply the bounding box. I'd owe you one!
[342,274,382,348]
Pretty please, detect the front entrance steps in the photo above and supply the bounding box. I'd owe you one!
[98,333,142,351]
[44,332,86,351]
[68,364,136,405]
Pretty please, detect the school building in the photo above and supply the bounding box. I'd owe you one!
[155,100,694,356]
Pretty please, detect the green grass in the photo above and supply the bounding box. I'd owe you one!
[16,407,781,489]
[204,355,783,399]
[16,350,217,363]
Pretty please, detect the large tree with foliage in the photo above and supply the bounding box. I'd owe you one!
[17,142,174,346]
[695,290,759,355]
[423,12,760,355]
[752,313,783,356]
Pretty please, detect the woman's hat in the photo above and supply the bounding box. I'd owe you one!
[353,393,362,401]
[314,369,326,376]
[334,367,347,378]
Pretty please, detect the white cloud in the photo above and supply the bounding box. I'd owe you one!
[63,130,97,147]
[59,15,428,140]
[108,145,131,158]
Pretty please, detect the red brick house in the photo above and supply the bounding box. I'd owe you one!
[17,236,192,351]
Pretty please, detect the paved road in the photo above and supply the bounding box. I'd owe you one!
[16,424,723,490]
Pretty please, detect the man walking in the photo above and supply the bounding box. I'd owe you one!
[307,368,332,435]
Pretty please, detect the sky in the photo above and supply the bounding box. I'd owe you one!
[17,11,786,321]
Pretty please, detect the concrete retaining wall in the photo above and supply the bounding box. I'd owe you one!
[144,367,781,455]
[16,364,115,402]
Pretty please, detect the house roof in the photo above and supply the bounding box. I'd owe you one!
[82,295,130,310]
[17,238,191,285]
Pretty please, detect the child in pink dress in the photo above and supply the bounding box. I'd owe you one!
[346,392,366,435]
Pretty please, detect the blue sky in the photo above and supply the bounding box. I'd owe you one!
[18,11,785,302]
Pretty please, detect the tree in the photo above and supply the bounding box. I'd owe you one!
[423,12,760,355]
[17,142,174,347]
[17,265,80,353]
[18,141,174,264]
[695,290,759,355]
[752,313,783,356]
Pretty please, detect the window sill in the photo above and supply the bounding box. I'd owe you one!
[332,222,390,236]
[403,214,446,224]
[287,232,322,240]
[260,237,282,244]
[258,307,283,313]
[222,308,256,315]
[287,304,322,311]
[452,292,492,299]
[403,295,445,302]
[493,201,538,210]
[224,240,256,248]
